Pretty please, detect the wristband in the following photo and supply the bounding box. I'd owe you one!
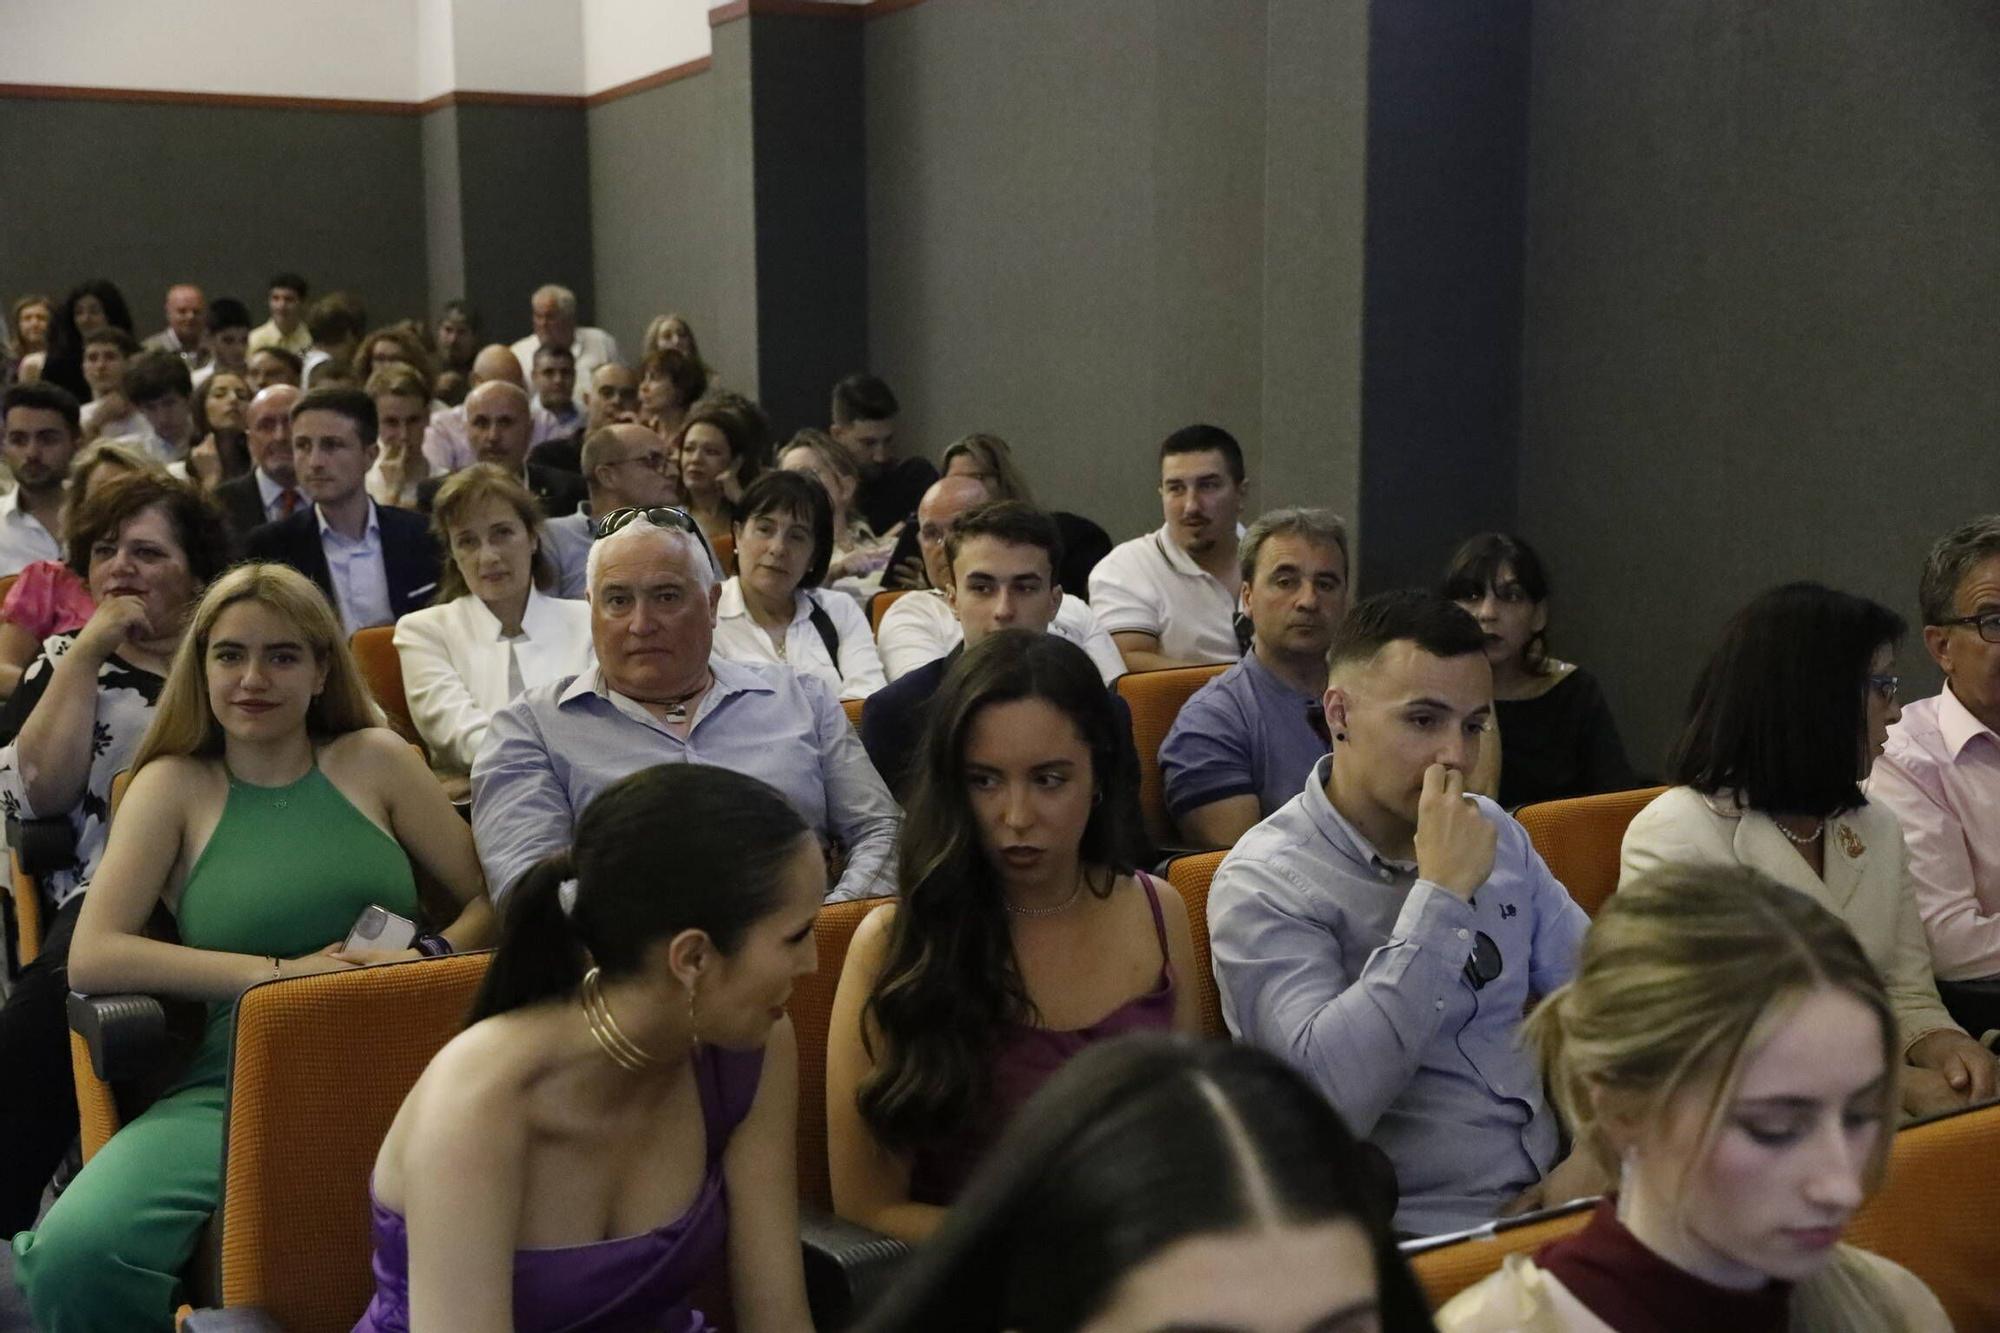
[414,933,454,958]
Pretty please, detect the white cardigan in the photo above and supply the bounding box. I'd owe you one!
[1619,787,1959,1050]
[393,588,595,773]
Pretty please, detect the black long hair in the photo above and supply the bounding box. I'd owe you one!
[42,279,135,401]
[469,763,811,1021]
[1670,581,1904,818]
[858,630,1136,1151]
[859,1035,1436,1333]
[1441,531,1554,670]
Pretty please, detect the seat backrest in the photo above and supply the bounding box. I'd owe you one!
[213,951,491,1333]
[841,697,865,730]
[1114,664,1229,849]
[1844,1100,2000,1330]
[787,896,891,1212]
[1513,786,1667,917]
[1407,1201,1595,1308]
[1159,851,1227,1038]
[868,587,911,635]
[347,626,423,750]
[9,850,43,967]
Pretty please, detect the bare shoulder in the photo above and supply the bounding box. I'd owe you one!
[402,1015,541,1151]
[124,754,220,809]
[844,901,899,968]
[322,726,424,776]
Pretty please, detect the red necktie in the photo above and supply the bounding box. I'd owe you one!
[279,489,301,517]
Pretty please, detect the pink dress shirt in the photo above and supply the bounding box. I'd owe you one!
[1868,685,2000,981]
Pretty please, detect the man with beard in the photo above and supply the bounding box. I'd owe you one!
[0,382,81,575]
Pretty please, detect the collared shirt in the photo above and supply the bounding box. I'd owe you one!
[1160,649,1328,823]
[711,577,886,700]
[247,320,312,356]
[509,327,622,387]
[256,467,301,523]
[145,327,211,372]
[421,402,566,473]
[1208,754,1588,1236]
[543,509,592,598]
[1088,526,1242,664]
[1869,685,2000,981]
[875,587,1128,685]
[0,489,63,577]
[316,501,394,631]
[470,656,900,905]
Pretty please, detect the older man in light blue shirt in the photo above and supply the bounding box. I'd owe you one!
[1208,590,1593,1237]
[472,507,899,903]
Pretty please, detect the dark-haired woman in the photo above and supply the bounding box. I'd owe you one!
[862,1035,1435,1333]
[1443,533,1635,810]
[40,279,135,404]
[355,764,817,1333]
[711,471,885,698]
[677,390,768,556]
[1620,581,1999,1119]
[827,631,1202,1243]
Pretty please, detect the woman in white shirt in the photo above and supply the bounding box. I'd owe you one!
[712,470,885,700]
[394,465,592,774]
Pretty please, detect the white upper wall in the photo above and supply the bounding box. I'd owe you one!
[0,0,719,101]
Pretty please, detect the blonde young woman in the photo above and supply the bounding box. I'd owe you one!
[1440,867,1951,1333]
[12,563,493,1332]
[778,428,896,599]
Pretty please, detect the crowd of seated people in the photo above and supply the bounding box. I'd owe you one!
[5,268,2000,1331]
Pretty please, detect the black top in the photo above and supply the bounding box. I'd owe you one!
[856,456,939,536]
[1493,666,1638,811]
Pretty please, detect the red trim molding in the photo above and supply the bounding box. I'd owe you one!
[585,56,713,108]
[711,0,927,25]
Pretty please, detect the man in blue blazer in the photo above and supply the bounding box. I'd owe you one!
[245,386,440,631]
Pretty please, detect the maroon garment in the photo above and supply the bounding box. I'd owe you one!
[1536,1198,1792,1333]
[908,872,1179,1205]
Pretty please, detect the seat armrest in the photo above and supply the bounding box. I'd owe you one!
[801,1207,911,1329]
[10,815,77,876]
[178,1308,286,1332]
[66,991,170,1082]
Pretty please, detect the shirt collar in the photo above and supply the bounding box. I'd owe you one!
[1242,647,1319,704]
[254,468,286,507]
[314,498,380,541]
[1937,682,2000,759]
[716,577,807,626]
[1152,525,1209,579]
[558,652,777,712]
[463,586,555,640]
[1301,753,1419,879]
[0,489,26,521]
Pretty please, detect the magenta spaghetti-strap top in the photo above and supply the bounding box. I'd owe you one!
[908,871,1179,1205]
[352,1043,763,1333]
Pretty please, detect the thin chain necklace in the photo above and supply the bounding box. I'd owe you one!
[580,966,664,1073]
[1004,870,1086,919]
[1774,816,1825,846]
[647,671,712,724]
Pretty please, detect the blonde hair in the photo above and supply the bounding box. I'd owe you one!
[60,440,158,557]
[429,463,555,602]
[940,432,1037,508]
[1531,866,1899,1195]
[130,563,384,772]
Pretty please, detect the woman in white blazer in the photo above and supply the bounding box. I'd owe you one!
[711,470,885,700]
[1619,582,1997,1120]
[394,464,593,774]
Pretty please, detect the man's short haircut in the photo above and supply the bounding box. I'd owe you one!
[1239,507,1348,586]
[1159,423,1245,484]
[640,347,708,405]
[290,385,378,445]
[206,297,252,334]
[268,272,309,299]
[944,501,1064,585]
[3,381,82,435]
[532,343,576,368]
[736,469,835,590]
[532,284,579,317]
[365,364,429,404]
[1919,515,2000,626]
[587,516,717,595]
[122,350,193,406]
[84,327,141,356]
[305,292,367,346]
[249,345,303,376]
[1327,589,1485,674]
[579,426,626,476]
[830,373,898,426]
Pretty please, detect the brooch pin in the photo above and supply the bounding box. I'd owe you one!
[1836,824,1865,859]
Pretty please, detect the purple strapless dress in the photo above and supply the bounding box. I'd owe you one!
[909,871,1179,1205]
[352,1043,763,1333]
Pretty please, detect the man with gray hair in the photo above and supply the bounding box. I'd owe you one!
[470,508,900,904]
[1159,507,1350,847]
[540,422,682,598]
[1870,515,2000,1004]
[510,283,620,386]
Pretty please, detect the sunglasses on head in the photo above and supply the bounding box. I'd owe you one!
[593,505,719,575]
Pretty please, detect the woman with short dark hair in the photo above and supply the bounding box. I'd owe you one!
[1620,581,1998,1120]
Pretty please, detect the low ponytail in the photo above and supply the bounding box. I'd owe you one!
[467,850,588,1023]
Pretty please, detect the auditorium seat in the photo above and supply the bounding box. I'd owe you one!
[868,587,911,635]
[1159,850,1226,1038]
[348,626,424,752]
[1406,1200,1595,1309]
[1845,1100,2000,1330]
[787,896,891,1212]
[841,697,865,730]
[1114,664,1228,849]
[1513,786,1667,917]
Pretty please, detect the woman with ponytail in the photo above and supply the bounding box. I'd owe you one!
[354,763,820,1333]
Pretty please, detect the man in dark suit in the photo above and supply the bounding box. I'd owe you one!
[215,384,304,545]
[415,381,585,518]
[246,386,439,630]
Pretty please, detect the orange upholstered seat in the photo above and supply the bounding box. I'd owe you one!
[1114,664,1229,849]
[9,850,43,968]
[787,896,892,1212]
[1407,1201,1594,1309]
[348,626,423,750]
[868,588,911,635]
[1845,1100,2000,1330]
[841,697,865,730]
[1159,850,1227,1038]
[1513,786,1668,917]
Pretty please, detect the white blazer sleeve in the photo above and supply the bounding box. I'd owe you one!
[393,607,495,774]
[827,592,887,699]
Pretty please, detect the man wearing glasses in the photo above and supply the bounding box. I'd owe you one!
[470,506,900,905]
[1207,590,1597,1238]
[539,423,681,598]
[1871,516,2000,1006]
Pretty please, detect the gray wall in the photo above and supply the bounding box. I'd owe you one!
[452,103,596,347]
[1518,1,2000,773]
[0,96,430,336]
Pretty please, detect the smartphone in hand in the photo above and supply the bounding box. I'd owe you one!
[343,905,418,955]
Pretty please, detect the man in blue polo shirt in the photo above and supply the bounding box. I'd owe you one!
[1161,507,1348,848]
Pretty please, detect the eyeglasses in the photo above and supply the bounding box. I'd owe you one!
[593,505,719,574]
[613,451,673,473]
[1462,931,1502,992]
[1866,673,1901,702]
[1937,612,2000,645]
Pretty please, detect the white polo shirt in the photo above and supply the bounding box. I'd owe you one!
[1088,526,1242,665]
[876,587,1128,686]
[0,490,63,577]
